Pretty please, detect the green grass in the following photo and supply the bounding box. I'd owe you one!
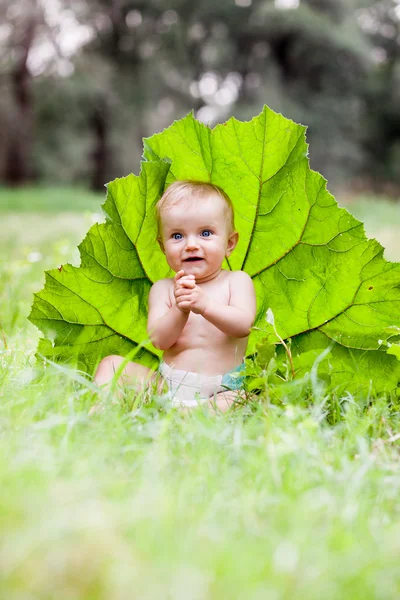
[340,193,400,262]
[343,193,400,229]
[1,187,400,599]
[0,185,104,212]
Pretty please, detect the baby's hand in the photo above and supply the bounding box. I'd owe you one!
[174,272,209,315]
[173,270,195,313]
[174,270,195,289]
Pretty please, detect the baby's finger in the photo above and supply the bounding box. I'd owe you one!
[174,270,186,283]
[176,292,191,303]
[175,276,194,288]
[177,273,194,281]
[175,288,193,299]
[177,300,191,311]
[176,301,193,314]
[179,278,196,289]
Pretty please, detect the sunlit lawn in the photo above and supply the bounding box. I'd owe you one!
[1,187,400,599]
[344,193,400,262]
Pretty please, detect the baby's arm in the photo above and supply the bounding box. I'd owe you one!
[147,272,189,350]
[202,271,256,337]
[175,271,256,338]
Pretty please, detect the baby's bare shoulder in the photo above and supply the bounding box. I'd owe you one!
[149,277,173,303]
[150,277,173,291]
[226,270,253,285]
[226,270,256,314]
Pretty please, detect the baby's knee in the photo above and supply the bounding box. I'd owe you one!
[99,354,123,367]
[95,354,124,377]
[94,355,128,387]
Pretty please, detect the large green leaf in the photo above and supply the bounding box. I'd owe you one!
[29,106,400,394]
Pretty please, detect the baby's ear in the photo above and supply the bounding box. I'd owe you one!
[226,231,239,257]
[157,237,165,253]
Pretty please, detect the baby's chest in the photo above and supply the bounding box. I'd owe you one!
[186,285,231,334]
[204,283,230,305]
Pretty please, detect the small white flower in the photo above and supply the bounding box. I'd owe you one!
[273,541,299,573]
[27,251,42,263]
[266,308,275,326]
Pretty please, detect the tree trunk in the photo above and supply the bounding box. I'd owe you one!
[4,15,36,186]
[90,102,109,191]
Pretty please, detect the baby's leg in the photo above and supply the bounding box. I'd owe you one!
[94,354,155,389]
[90,355,157,414]
[207,390,243,414]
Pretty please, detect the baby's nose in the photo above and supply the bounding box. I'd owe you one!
[185,236,200,249]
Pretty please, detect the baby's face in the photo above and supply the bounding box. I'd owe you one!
[160,193,238,282]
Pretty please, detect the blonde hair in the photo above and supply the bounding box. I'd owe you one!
[155,180,235,240]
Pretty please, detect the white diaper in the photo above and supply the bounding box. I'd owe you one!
[158,361,227,408]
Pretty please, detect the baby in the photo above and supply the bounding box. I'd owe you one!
[93,180,257,412]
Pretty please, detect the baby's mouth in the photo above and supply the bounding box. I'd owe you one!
[184,257,204,262]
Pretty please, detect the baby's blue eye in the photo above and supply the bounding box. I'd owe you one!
[172,233,183,240]
[201,230,212,237]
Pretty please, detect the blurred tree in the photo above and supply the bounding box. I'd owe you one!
[86,0,375,184]
[68,0,373,185]
[1,0,399,192]
[0,0,102,187]
[230,0,373,182]
[0,0,43,184]
[356,0,400,190]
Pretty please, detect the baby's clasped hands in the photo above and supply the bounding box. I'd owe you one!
[174,270,209,315]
